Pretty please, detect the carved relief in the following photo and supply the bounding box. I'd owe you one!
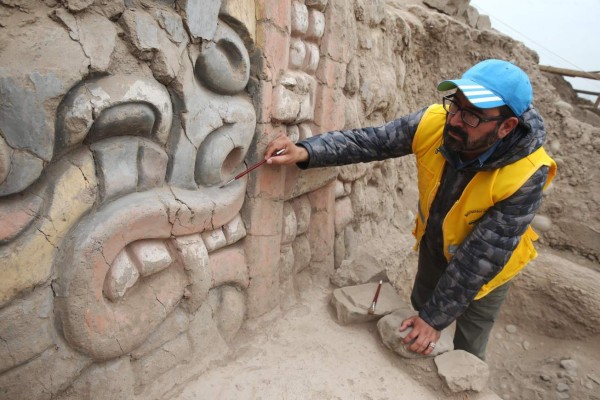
[0,1,258,398]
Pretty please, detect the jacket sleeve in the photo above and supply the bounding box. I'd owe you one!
[418,166,550,331]
[296,107,427,169]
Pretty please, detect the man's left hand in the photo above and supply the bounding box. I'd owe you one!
[399,315,441,355]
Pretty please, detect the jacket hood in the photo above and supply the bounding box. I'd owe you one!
[441,106,547,171]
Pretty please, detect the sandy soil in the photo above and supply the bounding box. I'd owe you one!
[170,252,600,400]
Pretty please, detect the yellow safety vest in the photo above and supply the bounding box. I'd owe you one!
[412,104,557,299]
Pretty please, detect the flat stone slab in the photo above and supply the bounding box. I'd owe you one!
[330,282,404,325]
[378,308,454,359]
[435,349,490,392]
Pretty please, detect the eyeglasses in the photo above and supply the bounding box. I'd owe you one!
[442,95,506,128]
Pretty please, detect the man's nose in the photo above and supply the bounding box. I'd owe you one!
[448,109,465,127]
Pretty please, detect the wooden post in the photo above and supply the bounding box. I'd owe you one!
[539,65,600,80]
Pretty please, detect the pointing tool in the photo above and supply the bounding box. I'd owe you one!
[220,148,285,188]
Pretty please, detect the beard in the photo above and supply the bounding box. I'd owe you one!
[442,123,500,154]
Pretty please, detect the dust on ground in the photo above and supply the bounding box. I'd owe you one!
[173,246,600,400]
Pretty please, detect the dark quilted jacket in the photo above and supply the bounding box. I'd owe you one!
[297,105,550,330]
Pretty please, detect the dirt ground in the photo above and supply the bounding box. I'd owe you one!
[172,247,600,400]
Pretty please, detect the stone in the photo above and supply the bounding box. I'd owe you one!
[281,201,298,245]
[287,124,300,142]
[179,0,220,42]
[476,14,492,30]
[505,324,518,334]
[289,195,311,235]
[279,244,295,283]
[119,9,161,59]
[306,9,325,39]
[331,282,404,325]
[65,0,94,12]
[289,38,307,69]
[334,196,353,234]
[423,0,469,16]
[220,0,256,43]
[531,214,552,232]
[272,81,302,123]
[435,350,490,392]
[151,29,186,84]
[298,123,313,140]
[549,140,561,153]
[378,309,455,359]
[463,6,479,28]
[75,11,117,72]
[556,382,570,392]
[0,73,64,160]
[292,233,312,273]
[154,9,187,43]
[560,359,578,376]
[291,1,309,35]
[305,0,328,12]
[331,252,387,288]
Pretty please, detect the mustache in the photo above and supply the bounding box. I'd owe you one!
[446,125,468,141]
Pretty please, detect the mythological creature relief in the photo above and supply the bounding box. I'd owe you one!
[0,0,335,398]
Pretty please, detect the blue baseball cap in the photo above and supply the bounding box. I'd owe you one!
[437,59,533,116]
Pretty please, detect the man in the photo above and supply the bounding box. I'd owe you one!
[264,59,556,360]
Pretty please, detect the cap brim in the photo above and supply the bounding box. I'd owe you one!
[437,79,507,109]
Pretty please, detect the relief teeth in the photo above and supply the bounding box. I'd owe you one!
[127,239,173,276]
[201,228,227,252]
[103,250,140,302]
[201,214,247,253]
[222,214,246,245]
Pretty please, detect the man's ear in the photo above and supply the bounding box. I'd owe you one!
[497,117,519,139]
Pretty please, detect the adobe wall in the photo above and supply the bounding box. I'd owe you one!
[0,0,598,399]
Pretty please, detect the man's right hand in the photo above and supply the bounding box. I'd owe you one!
[264,135,309,165]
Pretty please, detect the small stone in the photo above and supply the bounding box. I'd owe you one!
[540,374,552,382]
[495,333,503,340]
[556,392,570,400]
[505,324,517,334]
[556,382,570,392]
[560,359,578,372]
[522,341,530,350]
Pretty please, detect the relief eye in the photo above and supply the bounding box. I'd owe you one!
[194,126,247,186]
[194,23,250,95]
